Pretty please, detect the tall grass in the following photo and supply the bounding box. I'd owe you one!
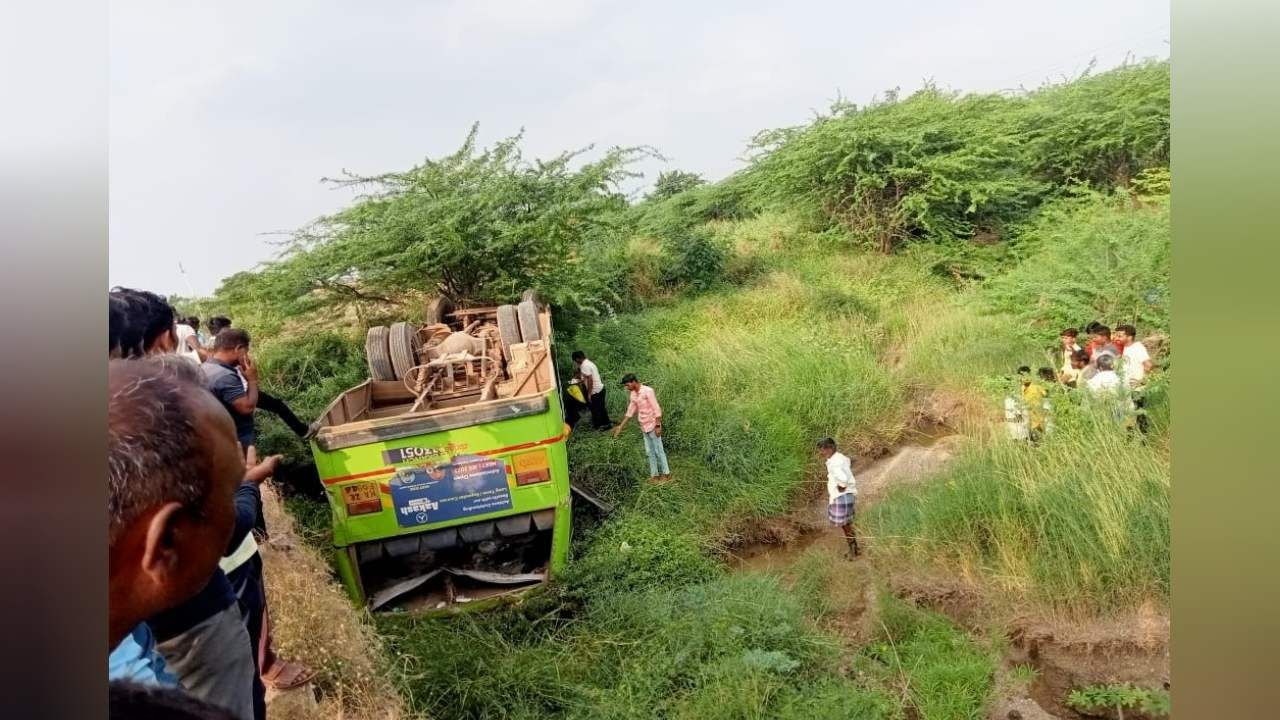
[868,399,1170,614]
[858,594,997,720]
[380,574,898,720]
[569,260,910,528]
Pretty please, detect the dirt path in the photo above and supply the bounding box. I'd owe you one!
[724,431,1169,720]
[729,428,964,573]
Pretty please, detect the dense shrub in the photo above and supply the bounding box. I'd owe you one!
[749,87,1043,251]
[1023,61,1171,187]
[661,227,727,292]
[980,190,1170,336]
[742,62,1169,253]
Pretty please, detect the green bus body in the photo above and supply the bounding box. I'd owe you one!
[308,310,571,611]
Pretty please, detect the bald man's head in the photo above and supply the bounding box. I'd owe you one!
[107,358,243,647]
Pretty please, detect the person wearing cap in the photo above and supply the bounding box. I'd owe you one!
[817,437,859,558]
[612,373,671,484]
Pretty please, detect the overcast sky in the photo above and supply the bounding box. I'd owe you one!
[109,0,1168,297]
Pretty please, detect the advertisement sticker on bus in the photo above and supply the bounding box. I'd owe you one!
[388,455,512,528]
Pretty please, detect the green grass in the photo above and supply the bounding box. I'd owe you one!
[868,397,1170,614]
[379,574,899,720]
[272,199,1168,717]
[372,227,991,719]
[857,594,997,720]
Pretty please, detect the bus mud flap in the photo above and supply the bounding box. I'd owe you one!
[370,568,444,611]
[570,482,614,514]
[446,568,546,585]
[369,567,547,611]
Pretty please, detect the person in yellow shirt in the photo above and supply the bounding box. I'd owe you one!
[1019,367,1052,440]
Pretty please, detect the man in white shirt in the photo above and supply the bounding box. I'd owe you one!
[1085,354,1136,426]
[1113,324,1153,388]
[572,350,613,430]
[817,437,859,558]
[174,317,206,365]
[1115,324,1154,432]
[1086,353,1123,395]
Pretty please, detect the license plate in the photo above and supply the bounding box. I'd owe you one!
[342,482,382,515]
[513,449,551,486]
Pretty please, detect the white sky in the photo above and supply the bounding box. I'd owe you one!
[109,0,1169,297]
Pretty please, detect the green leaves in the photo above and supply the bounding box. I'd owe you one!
[1067,683,1171,718]
[222,125,651,319]
[742,62,1169,253]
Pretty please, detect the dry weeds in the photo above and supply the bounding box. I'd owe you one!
[259,483,414,720]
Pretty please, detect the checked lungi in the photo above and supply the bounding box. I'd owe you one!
[827,493,856,525]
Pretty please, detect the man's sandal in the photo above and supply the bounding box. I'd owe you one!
[262,659,316,691]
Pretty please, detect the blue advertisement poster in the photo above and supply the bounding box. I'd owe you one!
[389,455,512,528]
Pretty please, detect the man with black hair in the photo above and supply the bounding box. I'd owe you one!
[613,373,671,483]
[202,329,315,707]
[203,329,260,450]
[1113,324,1153,388]
[1114,324,1154,433]
[1086,324,1120,364]
[109,287,178,358]
[108,359,244,689]
[817,438,859,558]
[206,316,232,346]
[1061,349,1091,387]
[1058,328,1082,377]
[204,318,311,439]
[572,350,612,430]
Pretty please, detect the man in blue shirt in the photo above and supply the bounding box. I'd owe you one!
[108,359,245,688]
[109,623,178,686]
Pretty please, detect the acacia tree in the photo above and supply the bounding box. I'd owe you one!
[234,126,650,317]
[648,170,705,200]
[749,87,1043,252]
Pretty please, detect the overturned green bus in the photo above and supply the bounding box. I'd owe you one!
[309,299,571,613]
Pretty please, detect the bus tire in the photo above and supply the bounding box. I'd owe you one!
[365,326,395,381]
[517,300,541,343]
[388,321,419,379]
[426,296,454,325]
[520,288,543,309]
[496,304,522,360]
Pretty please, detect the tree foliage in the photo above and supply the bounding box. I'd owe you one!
[648,169,705,200]
[219,126,651,317]
[743,61,1170,252]
[749,87,1043,251]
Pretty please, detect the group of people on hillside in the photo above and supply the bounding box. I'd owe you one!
[108,287,314,719]
[1006,322,1157,441]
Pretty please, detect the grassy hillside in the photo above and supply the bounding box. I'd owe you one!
[179,61,1170,719]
